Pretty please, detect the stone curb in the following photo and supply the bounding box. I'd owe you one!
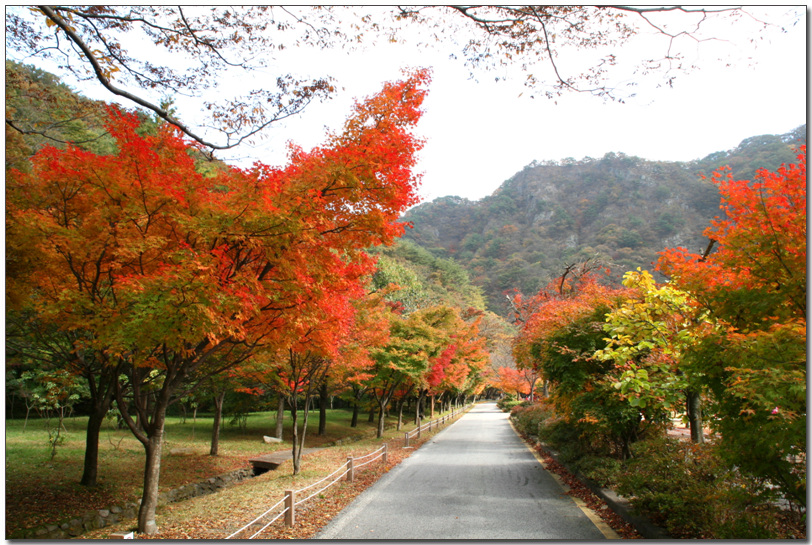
[534,440,671,540]
[13,466,254,540]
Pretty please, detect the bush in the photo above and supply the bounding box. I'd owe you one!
[497,395,523,412]
[615,437,722,537]
[510,403,552,437]
[537,417,586,464]
[615,436,788,539]
[571,455,622,488]
[534,408,801,538]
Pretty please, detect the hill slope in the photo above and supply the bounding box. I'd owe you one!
[403,126,806,314]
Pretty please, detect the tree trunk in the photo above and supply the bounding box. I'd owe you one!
[430,395,435,419]
[376,393,394,439]
[80,361,120,487]
[351,400,359,428]
[80,409,106,486]
[686,389,705,444]
[415,389,426,425]
[23,401,33,433]
[368,405,376,423]
[137,431,165,535]
[275,395,285,439]
[291,395,313,475]
[318,382,328,436]
[397,397,405,430]
[210,390,226,456]
[290,396,300,474]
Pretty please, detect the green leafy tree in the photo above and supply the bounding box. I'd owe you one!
[595,268,716,442]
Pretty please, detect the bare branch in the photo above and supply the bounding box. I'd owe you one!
[6,118,109,145]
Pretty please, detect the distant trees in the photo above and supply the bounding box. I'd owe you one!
[403,133,805,314]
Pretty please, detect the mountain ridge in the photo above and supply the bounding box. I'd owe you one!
[402,125,806,315]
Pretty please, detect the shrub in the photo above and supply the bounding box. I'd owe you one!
[497,395,522,412]
[615,437,721,537]
[615,436,788,539]
[537,417,586,464]
[510,403,552,437]
[571,455,622,488]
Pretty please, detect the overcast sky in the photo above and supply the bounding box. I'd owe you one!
[11,6,806,204]
[218,6,806,203]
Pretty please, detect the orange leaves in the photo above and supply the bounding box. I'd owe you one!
[513,272,633,371]
[7,70,429,379]
[492,366,530,396]
[658,147,806,324]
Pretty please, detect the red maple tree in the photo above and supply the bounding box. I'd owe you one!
[6,68,431,534]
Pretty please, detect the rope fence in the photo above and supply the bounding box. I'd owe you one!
[225,497,287,539]
[226,403,474,539]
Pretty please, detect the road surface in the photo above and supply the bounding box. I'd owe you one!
[316,402,610,540]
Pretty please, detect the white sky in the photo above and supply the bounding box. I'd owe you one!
[9,6,807,204]
[218,6,807,203]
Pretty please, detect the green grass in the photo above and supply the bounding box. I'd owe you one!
[5,407,403,537]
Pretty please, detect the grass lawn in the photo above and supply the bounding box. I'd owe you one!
[5,407,404,537]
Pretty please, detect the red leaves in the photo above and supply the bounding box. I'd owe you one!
[7,70,430,367]
[513,273,634,373]
[658,147,806,322]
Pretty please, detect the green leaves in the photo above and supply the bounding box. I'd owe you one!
[597,268,711,419]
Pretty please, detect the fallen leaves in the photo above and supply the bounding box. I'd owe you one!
[532,442,643,539]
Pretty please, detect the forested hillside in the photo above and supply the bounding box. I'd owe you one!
[402,126,806,314]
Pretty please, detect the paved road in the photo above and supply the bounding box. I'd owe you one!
[316,402,608,540]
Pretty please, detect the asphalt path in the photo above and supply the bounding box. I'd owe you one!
[315,402,609,540]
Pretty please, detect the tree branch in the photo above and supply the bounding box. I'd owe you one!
[37,5,256,150]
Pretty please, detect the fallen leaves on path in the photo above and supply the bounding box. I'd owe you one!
[85,436,424,540]
[532,442,644,539]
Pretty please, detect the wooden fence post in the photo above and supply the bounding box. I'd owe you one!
[347,457,355,482]
[417,419,422,439]
[383,443,388,465]
[284,490,295,527]
[404,432,410,447]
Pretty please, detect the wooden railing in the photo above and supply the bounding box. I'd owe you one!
[226,444,389,539]
[226,403,475,539]
[403,403,474,447]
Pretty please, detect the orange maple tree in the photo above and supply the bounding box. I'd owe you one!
[657,147,806,507]
[6,68,430,534]
[492,366,531,398]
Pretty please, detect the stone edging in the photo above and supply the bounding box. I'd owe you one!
[534,440,671,540]
[14,466,255,540]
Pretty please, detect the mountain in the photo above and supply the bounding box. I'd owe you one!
[402,126,806,315]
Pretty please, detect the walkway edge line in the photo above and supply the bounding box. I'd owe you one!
[534,440,671,540]
[508,419,620,540]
